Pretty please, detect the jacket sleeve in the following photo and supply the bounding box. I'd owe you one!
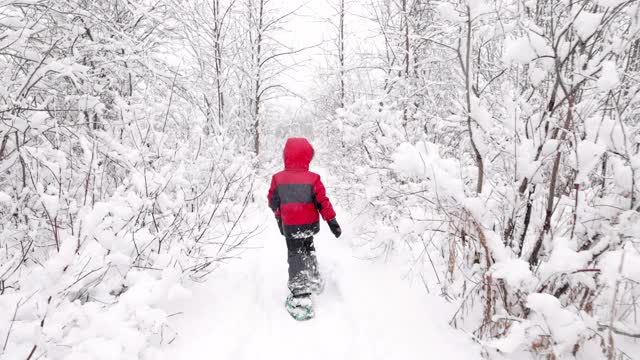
[313,175,336,222]
[267,175,281,217]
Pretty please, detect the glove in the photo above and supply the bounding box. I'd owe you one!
[276,216,284,235]
[328,218,341,238]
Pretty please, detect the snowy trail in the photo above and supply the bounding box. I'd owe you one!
[164,207,481,360]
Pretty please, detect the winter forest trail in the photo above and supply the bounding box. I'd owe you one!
[164,182,482,359]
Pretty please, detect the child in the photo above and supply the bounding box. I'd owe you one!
[267,137,341,317]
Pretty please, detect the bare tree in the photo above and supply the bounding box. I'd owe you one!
[339,0,346,108]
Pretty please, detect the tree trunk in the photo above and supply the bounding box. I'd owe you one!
[253,0,265,156]
[213,0,225,127]
[401,0,410,135]
[464,6,484,194]
[528,96,574,267]
[338,0,345,108]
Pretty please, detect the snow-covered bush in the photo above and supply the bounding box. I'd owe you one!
[316,0,640,358]
[0,1,256,358]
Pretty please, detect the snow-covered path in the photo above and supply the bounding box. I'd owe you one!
[164,206,481,360]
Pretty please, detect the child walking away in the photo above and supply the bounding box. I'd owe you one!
[267,138,342,321]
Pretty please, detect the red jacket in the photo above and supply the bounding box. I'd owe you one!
[268,138,336,239]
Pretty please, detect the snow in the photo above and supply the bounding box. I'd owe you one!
[490,259,536,291]
[40,192,60,217]
[575,140,606,185]
[539,237,592,279]
[487,321,527,353]
[515,139,537,181]
[390,141,465,201]
[612,157,633,191]
[467,0,492,18]
[0,191,11,204]
[437,3,463,23]
[540,139,560,157]
[528,66,547,85]
[573,12,603,40]
[595,0,627,7]
[600,247,640,287]
[167,283,192,302]
[2,0,640,359]
[526,293,588,356]
[583,114,626,153]
[163,207,481,360]
[503,37,537,64]
[391,142,427,179]
[597,61,620,92]
[28,111,48,130]
[470,96,492,130]
[503,32,551,65]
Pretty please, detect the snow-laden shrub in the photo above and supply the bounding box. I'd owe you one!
[379,130,640,359]
[321,64,640,358]
[0,1,256,358]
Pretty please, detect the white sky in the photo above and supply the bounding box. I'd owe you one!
[271,0,335,111]
[268,0,383,130]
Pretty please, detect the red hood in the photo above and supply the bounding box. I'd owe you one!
[283,138,314,170]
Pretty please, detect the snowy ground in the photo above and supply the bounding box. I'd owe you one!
[163,205,481,360]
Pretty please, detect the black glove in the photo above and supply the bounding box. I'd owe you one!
[276,216,284,235]
[328,218,341,238]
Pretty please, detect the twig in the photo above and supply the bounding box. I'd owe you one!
[2,300,21,352]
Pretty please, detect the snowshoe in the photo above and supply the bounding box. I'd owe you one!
[285,293,314,321]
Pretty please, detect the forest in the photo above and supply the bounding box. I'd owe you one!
[1,0,639,359]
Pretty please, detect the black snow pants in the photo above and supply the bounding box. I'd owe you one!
[286,236,322,296]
